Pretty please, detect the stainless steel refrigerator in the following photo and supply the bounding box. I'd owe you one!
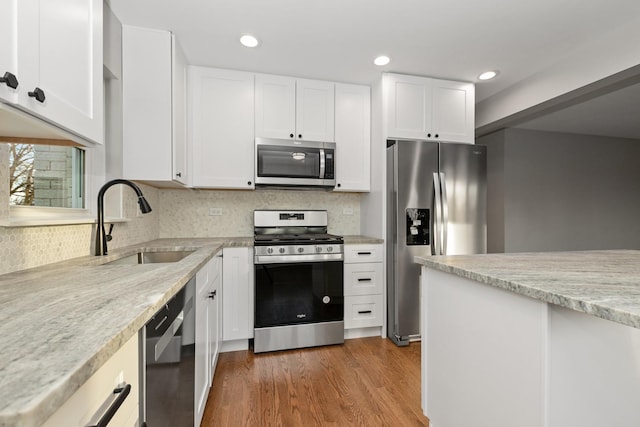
[386,139,487,346]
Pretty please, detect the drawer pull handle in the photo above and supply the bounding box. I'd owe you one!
[357,251,372,255]
[88,383,131,427]
[357,278,372,282]
[358,310,372,314]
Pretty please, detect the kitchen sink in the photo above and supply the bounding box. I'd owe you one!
[103,250,195,265]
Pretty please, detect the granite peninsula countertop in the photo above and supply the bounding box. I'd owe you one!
[416,250,640,330]
[0,235,380,427]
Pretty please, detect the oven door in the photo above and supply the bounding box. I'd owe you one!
[254,260,344,328]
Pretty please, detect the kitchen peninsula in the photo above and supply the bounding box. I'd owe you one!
[417,250,640,427]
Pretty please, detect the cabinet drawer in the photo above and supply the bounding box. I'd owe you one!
[344,244,383,263]
[42,333,139,427]
[344,263,383,296]
[345,294,384,329]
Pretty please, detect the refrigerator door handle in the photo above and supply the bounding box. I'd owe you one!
[432,172,442,255]
[440,172,449,255]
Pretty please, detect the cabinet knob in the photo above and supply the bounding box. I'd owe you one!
[247,181,252,186]
[208,290,217,299]
[28,87,46,103]
[175,172,182,178]
[435,134,439,138]
[427,133,432,138]
[289,133,294,138]
[0,71,18,89]
[298,134,302,139]
[337,183,341,188]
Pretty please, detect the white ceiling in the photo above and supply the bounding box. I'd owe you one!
[108,0,640,138]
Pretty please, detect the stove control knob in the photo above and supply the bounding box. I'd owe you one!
[279,247,286,254]
[327,246,333,252]
[298,247,304,253]
[316,246,322,253]
[267,247,274,254]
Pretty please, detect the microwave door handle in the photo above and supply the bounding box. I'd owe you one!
[319,148,326,179]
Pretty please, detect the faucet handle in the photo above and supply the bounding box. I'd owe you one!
[106,223,114,242]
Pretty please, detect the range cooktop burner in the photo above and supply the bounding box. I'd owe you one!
[254,233,344,245]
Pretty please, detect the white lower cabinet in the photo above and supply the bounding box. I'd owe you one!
[42,333,139,427]
[222,247,253,347]
[194,253,222,426]
[344,244,384,335]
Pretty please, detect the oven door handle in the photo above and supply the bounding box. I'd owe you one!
[255,253,344,264]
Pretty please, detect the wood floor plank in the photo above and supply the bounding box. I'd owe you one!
[201,337,430,426]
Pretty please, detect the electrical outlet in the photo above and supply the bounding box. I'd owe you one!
[209,208,223,216]
[343,208,354,215]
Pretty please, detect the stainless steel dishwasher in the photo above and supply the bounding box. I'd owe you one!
[140,277,195,427]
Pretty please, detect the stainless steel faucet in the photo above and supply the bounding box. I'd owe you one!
[95,179,152,256]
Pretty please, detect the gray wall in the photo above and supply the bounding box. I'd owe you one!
[479,128,640,253]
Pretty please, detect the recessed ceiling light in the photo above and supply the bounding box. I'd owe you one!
[240,34,260,48]
[478,70,498,81]
[374,55,391,66]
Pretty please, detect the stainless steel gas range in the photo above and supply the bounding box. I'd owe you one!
[253,210,344,353]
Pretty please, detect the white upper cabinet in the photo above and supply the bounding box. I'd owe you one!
[334,83,371,192]
[122,26,188,185]
[0,0,19,104]
[385,73,474,143]
[189,67,255,189]
[296,78,335,142]
[0,0,103,145]
[254,74,295,139]
[255,74,335,142]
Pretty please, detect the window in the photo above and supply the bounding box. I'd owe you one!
[8,143,85,209]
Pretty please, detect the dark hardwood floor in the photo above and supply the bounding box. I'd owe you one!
[201,337,429,426]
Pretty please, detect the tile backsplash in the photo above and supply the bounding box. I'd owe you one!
[0,183,159,275]
[0,183,361,275]
[159,189,361,238]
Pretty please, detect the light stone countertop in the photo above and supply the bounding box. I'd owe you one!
[0,237,251,427]
[342,235,384,244]
[415,250,640,330]
[0,235,378,427]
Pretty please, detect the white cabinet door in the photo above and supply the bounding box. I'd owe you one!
[172,36,189,184]
[189,67,255,189]
[255,74,296,139]
[431,79,475,143]
[385,73,432,140]
[255,75,335,142]
[195,258,213,427]
[385,73,475,144]
[122,26,172,181]
[222,247,253,341]
[296,78,335,142]
[209,254,223,382]
[334,83,370,192]
[122,26,188,184]
[16,0,103,144]
[0,0,19,104]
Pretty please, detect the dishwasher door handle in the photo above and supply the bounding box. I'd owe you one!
[155,310,184,362]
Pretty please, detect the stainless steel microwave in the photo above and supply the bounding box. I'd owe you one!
[255,137,336,189]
